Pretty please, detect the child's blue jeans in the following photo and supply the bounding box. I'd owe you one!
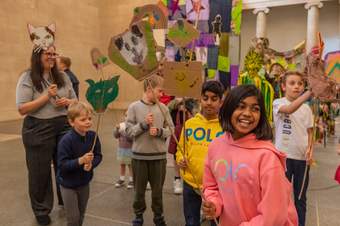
[286,158,310,226]
[183,181,217,226]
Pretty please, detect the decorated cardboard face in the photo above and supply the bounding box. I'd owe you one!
[168,19,200,47]
[113,25,147,65]
[27,23,56,51]
[108,21,158,80]
[85,76,120,113]
[162,61,203,98]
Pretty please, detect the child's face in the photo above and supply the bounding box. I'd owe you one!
[282,75,304,101]
[146,85,163,103]
[231,96,260,139]
[69,111,92,135]
[200,91,222,119]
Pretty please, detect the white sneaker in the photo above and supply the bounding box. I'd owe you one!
[173,179,183,195]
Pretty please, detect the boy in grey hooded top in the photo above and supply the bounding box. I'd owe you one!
[125,75,174,226]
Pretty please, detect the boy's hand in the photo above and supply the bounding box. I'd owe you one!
[79,152,94,165]
[305,146,313,165]
[145,113,154,125]
[178,158,188,169]
[149,127,158,136]
[202,200,216,220]
[83,162,92,171]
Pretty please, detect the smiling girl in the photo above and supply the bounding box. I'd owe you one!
[202,85,298,226]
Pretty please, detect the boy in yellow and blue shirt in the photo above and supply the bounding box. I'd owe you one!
[176,81,224,226]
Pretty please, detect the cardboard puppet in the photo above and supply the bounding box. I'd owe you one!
[108,21,159,81]
[162,61,203,98]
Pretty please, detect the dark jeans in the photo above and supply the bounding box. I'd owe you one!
[132,159,166,219]
[183,182,217,226]
[22,115,70,216]
[286,158,310,226]
[61,184,89,226]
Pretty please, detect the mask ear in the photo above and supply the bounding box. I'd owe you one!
[47,23,56,33]
[27,23,35,35]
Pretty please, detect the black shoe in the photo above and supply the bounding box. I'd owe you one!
[154,215,167,226]
[36,215,51,225]
[132,215,143,226]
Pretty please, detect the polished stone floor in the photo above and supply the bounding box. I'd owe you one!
[0,110,339,226]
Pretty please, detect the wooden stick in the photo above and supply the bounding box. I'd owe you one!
[90,113,102,152]
[299,99,318,200]
[316,199,320,226]
[90,66,107,152]
[189,9,201,62]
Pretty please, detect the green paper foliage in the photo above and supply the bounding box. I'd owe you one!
[244,49,264,77]
[231,0,242,35]
[85,76,120,113]
[97,56,108,66]
[240,49,274,122]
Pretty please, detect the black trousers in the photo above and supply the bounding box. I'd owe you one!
[286,158,310,226]
[22,115,70,216]
[132,159,166,219]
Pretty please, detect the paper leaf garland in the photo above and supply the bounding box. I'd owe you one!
[85,76,120,113]
[231,0,242,35]
[168,20,200,47]
[108,21,158,80]
[162,61,203,98]
[91,48,110,70]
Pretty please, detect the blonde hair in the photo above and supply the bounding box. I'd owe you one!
[282,71,305,84]
[67,101,94,121]
[143,75,164,92]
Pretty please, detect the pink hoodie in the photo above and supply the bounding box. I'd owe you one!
[203,133,298,226]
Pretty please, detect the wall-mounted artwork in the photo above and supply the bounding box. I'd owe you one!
[325,51,340,83]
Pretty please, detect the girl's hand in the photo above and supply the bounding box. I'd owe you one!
[55,97,71,107]
[202,200,216,220]
[178,158,188,169]
[83,162,92,171]
[47,84,58,97]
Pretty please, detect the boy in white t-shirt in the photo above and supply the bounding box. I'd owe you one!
[273,71,314,226]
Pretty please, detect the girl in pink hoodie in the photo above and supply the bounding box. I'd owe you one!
[202,85,298,226]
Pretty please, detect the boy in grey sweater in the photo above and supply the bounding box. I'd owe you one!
[126,75,174,226]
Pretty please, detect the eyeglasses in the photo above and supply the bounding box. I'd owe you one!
[43,52,59,58]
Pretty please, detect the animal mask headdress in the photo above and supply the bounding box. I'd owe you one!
[27,23,56,52]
